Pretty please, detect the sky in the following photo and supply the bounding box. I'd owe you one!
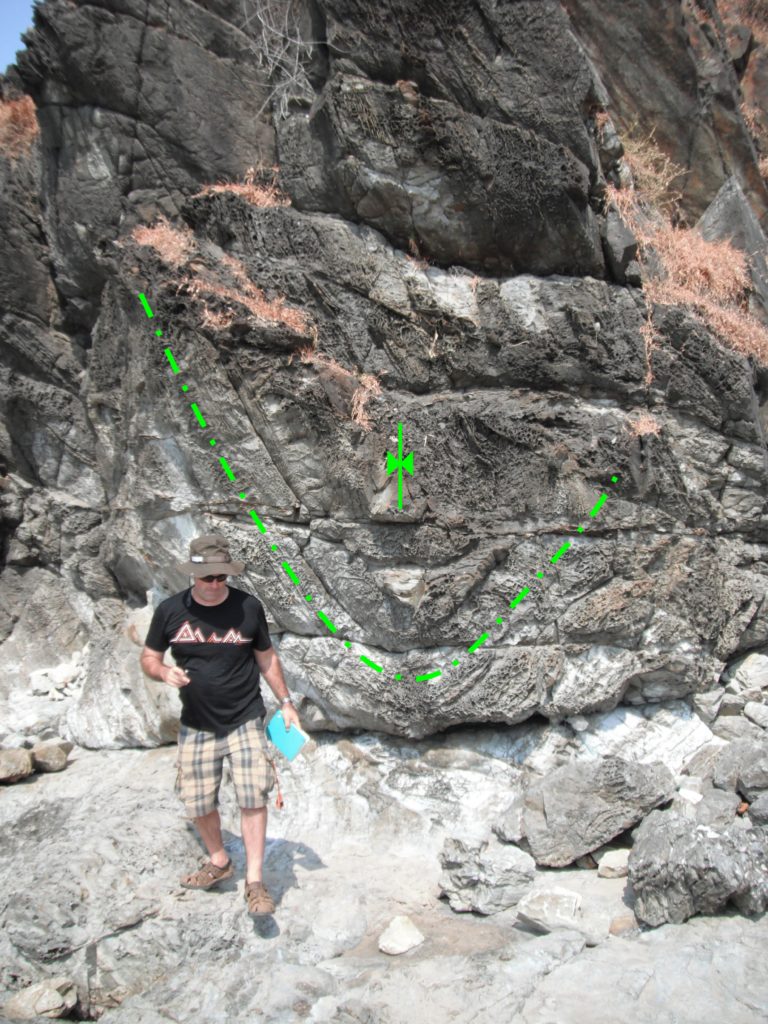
[1,0,36,74]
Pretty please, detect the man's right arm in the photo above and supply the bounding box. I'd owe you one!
[140,646,191,688]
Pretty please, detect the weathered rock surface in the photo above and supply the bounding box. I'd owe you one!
[1,0,768,1019]
[518,755,676,867]
[1,975,77,1020]
[438,835,536,916]
[628,808,768,926]
[0,0,766,750]
[1,737,765,1023]
[713,736,768,801]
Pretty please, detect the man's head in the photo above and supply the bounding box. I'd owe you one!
[178,534,245,601]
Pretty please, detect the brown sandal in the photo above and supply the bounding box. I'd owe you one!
[180,857,234,890]
[244,881,275,915]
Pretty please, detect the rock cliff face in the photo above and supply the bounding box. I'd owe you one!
[1,1,768,1019]
[1,0,767,750]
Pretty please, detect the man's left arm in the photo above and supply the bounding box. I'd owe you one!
[255,646,300,728]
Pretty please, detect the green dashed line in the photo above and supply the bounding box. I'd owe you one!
[219,457,236,481]
[164,348,180,374]
[317,610,337,633]
[140,295,621,689]
[248,509,267,533]
[590,493,607,517]
[282,561,299,585]
[550,541,571,564]
[190,403,207,428]
[467,632,489,654]
[360,655,383,673]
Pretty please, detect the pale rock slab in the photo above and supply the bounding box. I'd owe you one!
[514,886,582,933]
[378,915,426,955]
[596,848,629,878]
[569,700,725,776]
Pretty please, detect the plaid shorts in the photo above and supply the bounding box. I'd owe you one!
[174,716,276,818]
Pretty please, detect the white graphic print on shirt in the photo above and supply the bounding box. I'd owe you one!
[170,621,253,644]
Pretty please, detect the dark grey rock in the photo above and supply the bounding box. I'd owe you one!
[697,176,768,320]
[602,207,639,284]
[629,808,768,926]
[520,756,676,867]
[713,737,768,801]
[438,834,536,915]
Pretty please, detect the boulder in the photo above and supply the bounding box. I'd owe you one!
[712,737,768,801]
[30,742,69,773]
[438,834,536,915]
[744,701,768,730]
[520,756,676,867]
[2,976,78,1019]
[628,809,768,926]
[377,915,425,955]
[748,792,768,826]
[0,748,35,784]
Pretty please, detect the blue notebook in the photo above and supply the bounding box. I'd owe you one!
[265,710,310,761]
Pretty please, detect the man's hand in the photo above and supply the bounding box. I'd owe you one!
[164,666,191,688]
[281,703,301,731]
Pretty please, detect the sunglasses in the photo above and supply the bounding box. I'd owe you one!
[198,574,228,583]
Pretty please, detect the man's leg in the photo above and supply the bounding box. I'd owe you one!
[241,805,268,883]
[193,808,230,868]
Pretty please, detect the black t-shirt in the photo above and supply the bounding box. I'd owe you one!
[144,586,271,735]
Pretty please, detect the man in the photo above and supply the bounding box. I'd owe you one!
[140,533,301,916]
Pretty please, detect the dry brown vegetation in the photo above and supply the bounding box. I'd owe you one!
[131,217,195,269]
[294,345,382,430]
[0,96,39,160]
[719,0,768,42]
[626,412,662,438]
[131,218,311,336]
[604,124,768,373]
[194,164,291,208]
[184,252,312,336]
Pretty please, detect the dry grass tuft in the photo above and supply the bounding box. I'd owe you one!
[194,164,291,208]
[719,0,768,43]
[618,124,687,214]
[132,217,195,269]
[296,345,382,430]
[606,125,768,370]
[627,412,662,437]
[184,253,312,336]
[0,96,39,160]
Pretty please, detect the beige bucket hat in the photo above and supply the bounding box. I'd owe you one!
[177,534,245,576]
